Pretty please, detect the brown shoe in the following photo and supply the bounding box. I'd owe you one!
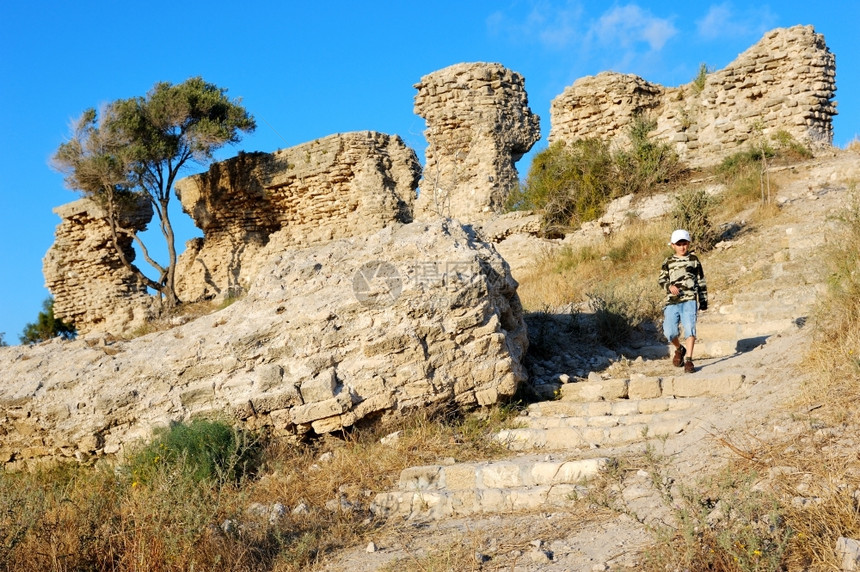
[684,358,695,373]
[672,345,686,367]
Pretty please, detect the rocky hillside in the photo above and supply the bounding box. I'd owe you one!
[1,220,528,469]
[316,148,860,570]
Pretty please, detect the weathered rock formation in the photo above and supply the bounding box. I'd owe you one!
[46,131,421,336]
[550,26,837,167]
[2,219,527,469]
[175,131,420,303]
[413,63,541,221]
[43,196,157,335]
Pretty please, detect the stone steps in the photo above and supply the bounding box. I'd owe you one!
[371,457,607,519]
[689,279,818,358]
[496,415,690,451]
[495,374,745,452]
[694,318,800,357]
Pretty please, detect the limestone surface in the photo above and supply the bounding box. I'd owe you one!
[1,219,527,469]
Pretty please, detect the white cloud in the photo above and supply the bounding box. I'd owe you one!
[487,0,585,50]
[696,3,777,40]
[590,4,677,51]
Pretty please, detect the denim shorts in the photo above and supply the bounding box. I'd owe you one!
[663,300,697,340]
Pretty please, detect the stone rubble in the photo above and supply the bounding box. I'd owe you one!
[1,219,527,469]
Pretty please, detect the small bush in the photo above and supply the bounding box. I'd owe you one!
[691,62,710,94]
[613,115,683,197]
[716,147,777,212]
[512,116,683,232]
[513,139,615,232]
[672,187,719,251]
[19,297,76,344]
[641,463,792,572]
[125,419,262,486]
[772,129,812,161]
[586,281,661,348]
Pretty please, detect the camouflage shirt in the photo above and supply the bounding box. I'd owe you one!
[658,254,708,307]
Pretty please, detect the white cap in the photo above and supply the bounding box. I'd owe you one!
[669,229,691,245]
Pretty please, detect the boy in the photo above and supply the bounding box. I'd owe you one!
[658,229,708,373]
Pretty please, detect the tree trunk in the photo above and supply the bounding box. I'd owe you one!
[160,197,181,308]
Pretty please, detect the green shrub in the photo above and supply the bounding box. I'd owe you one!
[513,138,615,231]
[512,116,682,232]
[772,129,813,160]
[613,115,683,196]
[125,419,262,487]
[19,297,76,344]
[716,146,776,209]
[672,187,718,251]
[586,281,660,348]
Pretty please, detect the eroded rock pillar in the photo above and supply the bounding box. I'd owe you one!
[413,63,541,221]
[43,196,156,336]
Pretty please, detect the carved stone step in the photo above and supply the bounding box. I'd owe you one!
[371,457,607,519]
[496,416,690,451]
[559,373,747,402]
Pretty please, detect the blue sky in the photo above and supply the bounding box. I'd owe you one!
[1,1,857,343]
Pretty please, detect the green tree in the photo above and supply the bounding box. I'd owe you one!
[0,332,7,347]
[19,298,76,344]
[52,77,256,308]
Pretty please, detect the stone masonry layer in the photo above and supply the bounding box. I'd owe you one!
[549,26,837,167]
[174,130,420,303]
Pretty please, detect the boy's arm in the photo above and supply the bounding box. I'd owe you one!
[658,258,670,291]
[697,261,708,310]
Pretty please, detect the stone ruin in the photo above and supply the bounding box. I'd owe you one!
[43,196,157,335]
[413,62,541,221]
[550,25,837,167]
[173,131,420,302]
[13,26,842,466]
[42,132,422,334]
[45,23,840,338]
[2,219,527,469]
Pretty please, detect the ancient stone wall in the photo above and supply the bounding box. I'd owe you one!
[174,131,420,302]
[413,63,541,221]
[43,197,156,335]
[550,26,837,167]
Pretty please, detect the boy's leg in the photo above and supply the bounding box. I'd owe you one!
[679,300,698,370]
[663,304,686,366]
[684,335,696,359]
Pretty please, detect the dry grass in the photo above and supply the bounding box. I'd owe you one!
[129,294,243,337]
[517,220,671,315]
[592,425,860,572]
[0,405,522,572]
[376,504,614,572]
